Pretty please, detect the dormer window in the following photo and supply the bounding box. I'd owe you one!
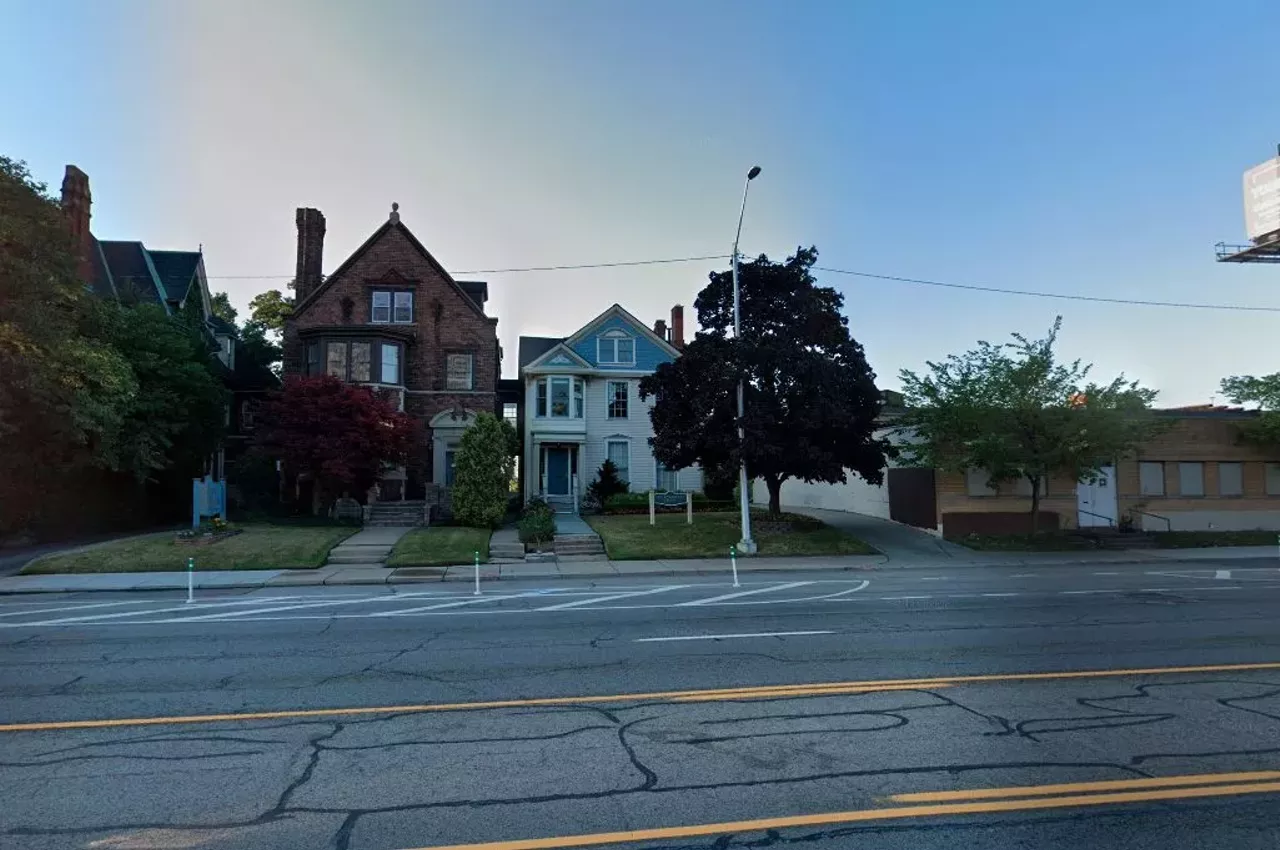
[597,330,635,365]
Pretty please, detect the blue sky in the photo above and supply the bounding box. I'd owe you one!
[3,0,1277,402]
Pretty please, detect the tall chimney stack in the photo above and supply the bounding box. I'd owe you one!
[295,208,326,302]
[670,304,685,349]
[60,165,93,284]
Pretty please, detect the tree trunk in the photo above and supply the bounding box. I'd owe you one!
[765,475,783,516]
[1028,476,1041,535]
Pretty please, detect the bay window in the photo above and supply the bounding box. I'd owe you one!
[381,343,400,385]
[535,376,586,419]
[310,338,403,385]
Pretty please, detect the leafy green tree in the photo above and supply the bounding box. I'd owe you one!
[84,302,229,480]
[210,291,238,324]
[898,316,1162,533]
[248,288,294,335]
[451,412,518,528]
[641,247,889,515]
[1220,373,1280,445]
[0,157,138,533]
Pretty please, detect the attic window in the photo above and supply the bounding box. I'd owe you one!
[372,290,413,324]
[597,331,635,365]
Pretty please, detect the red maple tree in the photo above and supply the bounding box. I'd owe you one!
[254,375,415,510]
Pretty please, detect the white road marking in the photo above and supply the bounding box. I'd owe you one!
[0,599,155,618]
[981,593,1019,597]
[919,577,949,581]
[1215,570,1232,580]
[1094,572,1120,576]
[134,590,456,623]
[1009,574,1038,578]
[880,595,932,600]
[368,592,556,616]
[1061,590,1111,595]
[677,581,813,606]
[536,586,688,611]
[10,595,330,626]
[635,630,834,643]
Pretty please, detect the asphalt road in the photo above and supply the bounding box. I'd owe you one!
[2,559,1280,849]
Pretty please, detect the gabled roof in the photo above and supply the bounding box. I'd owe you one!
[518,336,564,368]
[149,250,202,305]
[522,341,593,373]
[98,241,164,307]
[563,303,681,358]
[293,216,491,321]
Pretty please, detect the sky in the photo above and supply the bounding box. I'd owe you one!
[3,0,1278,402]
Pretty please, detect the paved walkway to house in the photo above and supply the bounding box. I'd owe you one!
[791,508,976,561]
[553,514,597,535]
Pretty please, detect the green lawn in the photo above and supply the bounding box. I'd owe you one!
[585,512,876,560]
[24,525,357,574]
[387,526,492,566]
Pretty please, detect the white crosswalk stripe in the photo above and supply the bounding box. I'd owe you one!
[676,581,813,607]
[535,585,689,611]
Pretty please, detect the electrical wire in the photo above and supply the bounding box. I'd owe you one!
[205,254,1280,313]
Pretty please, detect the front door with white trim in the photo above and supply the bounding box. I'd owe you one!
[1077,464,1118,527]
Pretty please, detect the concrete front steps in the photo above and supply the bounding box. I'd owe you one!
[553,533,606,557]
[367,501,426,527]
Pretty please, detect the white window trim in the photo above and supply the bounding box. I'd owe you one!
[393,291,414,324]
[446,353,474,391]
[597,330,636,366]
[371,291,392,324]
[607,379,629,419]
[605,437,631,484]
[539,376,584,419]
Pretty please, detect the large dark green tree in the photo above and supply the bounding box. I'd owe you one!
[897,317,1162,532]
[640,247,890,515]
[1220,373,1280,445]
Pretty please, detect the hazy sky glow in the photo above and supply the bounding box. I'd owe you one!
[4,0,1278,399]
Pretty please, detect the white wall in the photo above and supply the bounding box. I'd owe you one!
[750,424,913,516]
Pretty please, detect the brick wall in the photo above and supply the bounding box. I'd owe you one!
[934,414,1280,533]
[282,218,499,489]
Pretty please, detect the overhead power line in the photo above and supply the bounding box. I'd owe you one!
[205,252,1280,313]
[813,266,1280,313]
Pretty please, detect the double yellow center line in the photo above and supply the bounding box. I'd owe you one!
[4,660,1280,733]
[409,771,1280,850]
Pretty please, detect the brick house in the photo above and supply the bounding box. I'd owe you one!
[59,165,273,483]
[932,406,1280,535]
[281,204,500,515]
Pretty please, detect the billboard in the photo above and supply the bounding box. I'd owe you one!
[1244,156,1280,242]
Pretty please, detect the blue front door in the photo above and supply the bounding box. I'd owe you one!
[547,448,570,495]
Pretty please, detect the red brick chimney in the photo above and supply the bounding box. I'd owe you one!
[653,318,668,341]
[670,304,685,349]
[295,207,326,302]
[60,165,93,284]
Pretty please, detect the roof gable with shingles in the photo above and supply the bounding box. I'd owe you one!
[293,218,490,321]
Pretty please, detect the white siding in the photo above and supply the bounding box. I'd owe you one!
[581,377,701,494]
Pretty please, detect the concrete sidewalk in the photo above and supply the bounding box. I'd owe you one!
[0,545,1275,593]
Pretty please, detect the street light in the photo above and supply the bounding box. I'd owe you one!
[732,165,761,555]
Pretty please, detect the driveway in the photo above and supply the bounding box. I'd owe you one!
[791,507,974,561]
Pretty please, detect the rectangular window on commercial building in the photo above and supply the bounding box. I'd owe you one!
[1139,462,1165,496]
[1178,462,1204,496]
[1266,463,1280,495]
[1218,462,1244,497]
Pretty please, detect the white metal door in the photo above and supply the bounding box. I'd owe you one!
[1077,464,1118,527]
